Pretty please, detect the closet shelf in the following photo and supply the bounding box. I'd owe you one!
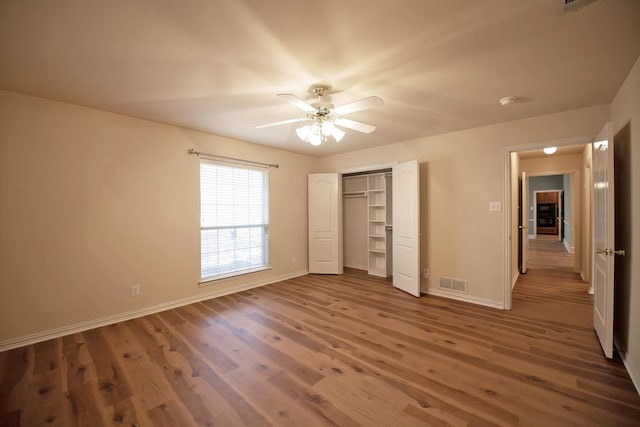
[368,249,385,254]
[343,191,366,198]
[369,234,385,238]
[368,204,385,208]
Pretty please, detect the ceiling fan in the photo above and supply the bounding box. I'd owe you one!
[256,85,383,146]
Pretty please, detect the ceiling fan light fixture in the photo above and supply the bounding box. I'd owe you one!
[321,120,335,136]
[261,85,383,146]
[296,125,311,141]
[543,146,557,155]
[308,133,322,146]
[332,127,345,142]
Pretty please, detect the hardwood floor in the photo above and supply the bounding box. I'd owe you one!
[1,267,639,426]
[527,237,574,272]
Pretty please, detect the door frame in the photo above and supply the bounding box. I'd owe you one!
[337,162,396,268]
[532,188,563,239]
[503,136,592,309]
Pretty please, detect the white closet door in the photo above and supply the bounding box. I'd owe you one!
[308,173,343,274]
[392,160,420,297]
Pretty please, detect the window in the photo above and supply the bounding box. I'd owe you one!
[200,160,269,281]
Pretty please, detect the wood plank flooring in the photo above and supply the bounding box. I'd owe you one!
[527,237,575,272]
[1,266,639,426]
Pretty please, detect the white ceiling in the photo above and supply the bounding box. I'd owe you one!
[1,0,639,157]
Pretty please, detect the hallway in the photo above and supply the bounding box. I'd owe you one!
[514,236,586,325]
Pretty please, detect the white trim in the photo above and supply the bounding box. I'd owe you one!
[512,271,520,289]
[563,239,575,253]
[337,162,396,175]
[618,349,640,396]
[503,148,512,310]
[0,270,308,352]
[199,265,272,285]
[423,288,504,310]
[528,234,536,240]
[504,136,593,311]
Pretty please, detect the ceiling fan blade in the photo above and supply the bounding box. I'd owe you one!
[334,118,376,134]
[255,117,309,129]
[277,93,317,113]
[332,96,383,116]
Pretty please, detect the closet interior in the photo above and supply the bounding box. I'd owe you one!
[342,170,392,277]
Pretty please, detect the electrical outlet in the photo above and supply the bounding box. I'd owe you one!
[131,284,140,297]
[291,256,297,264]
[423,268,430,279]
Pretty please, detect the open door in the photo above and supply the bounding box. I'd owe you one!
[592,123,614,358]
[520,172,529,274]
[559,190,565,242]
[392,160,420,297]
[308,173,343,274]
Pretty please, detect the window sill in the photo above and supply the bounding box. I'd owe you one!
[199,266,272,287]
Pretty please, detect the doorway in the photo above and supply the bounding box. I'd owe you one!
[533,189,563,240]
[308,160,421,297]
[522,173,578,274]
[342,169,393,278]
[505,141,591,309]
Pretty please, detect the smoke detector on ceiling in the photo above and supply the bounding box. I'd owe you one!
[499,96,517,106]
[561,0,599,13]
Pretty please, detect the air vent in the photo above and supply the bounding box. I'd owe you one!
[439,276,467,293]
[561,0,598,13]
[452,279,467,293]
[439,277,452,289]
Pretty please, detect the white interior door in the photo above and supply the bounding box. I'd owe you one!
[592,123,614,359]
[392,160,420,297]
[557,190,563,242]
[521,172,529,274]
[308,173,343,274]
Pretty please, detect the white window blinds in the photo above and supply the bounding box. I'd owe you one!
[200,160,269,280]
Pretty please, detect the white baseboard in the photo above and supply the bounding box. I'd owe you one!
[422,288,504,310]
[619,349,640,396]
[0,269,309,352]
[528,235,535,240]
[512,271,520,289]
[344,263,367,271]
[563,239,575,253]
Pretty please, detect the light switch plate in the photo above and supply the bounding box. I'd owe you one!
[489,201,502,212]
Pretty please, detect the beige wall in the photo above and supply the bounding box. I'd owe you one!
[611,54,640,391]
[318,105,609,307]
[343,197,368,270]
[0,90,314,345]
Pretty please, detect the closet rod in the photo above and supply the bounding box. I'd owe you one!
[188,148,279,169]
